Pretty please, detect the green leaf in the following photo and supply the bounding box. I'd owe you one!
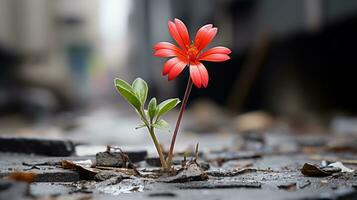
[132,78,148,105]
[114,79,142,110]
[157,98,181,117]
[135,124,146,129]
[148,98,157,120]
[114,78,133,91]
[153,119,171,130]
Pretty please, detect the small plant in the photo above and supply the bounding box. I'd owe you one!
[114,78,180,169]
[115,18,231,172]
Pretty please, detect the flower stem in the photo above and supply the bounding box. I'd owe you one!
[167,77,193,166]
[148,126,167,169]
[139,109,167,169]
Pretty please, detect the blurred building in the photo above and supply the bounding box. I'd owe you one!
[1,0,357,120]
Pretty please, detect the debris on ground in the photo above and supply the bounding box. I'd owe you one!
[96,146,130,168]
[328,162,354,173]
[1,132,357,199]
[61,160,98,180]
[300,163,340,177]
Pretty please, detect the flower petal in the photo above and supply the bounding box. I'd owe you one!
[194,24,213,50]
[174,18,190,47]
[153,42,178,50]
[199,53,230,62]
[189,64,202,88]
[168,61,187,81]
[154,49,180,58]
[197,27,217,51]
[198,46,231,59]
[162,57,180,75]
[168,21,187,50]
[153,42,186,56]
[197,62,209,88]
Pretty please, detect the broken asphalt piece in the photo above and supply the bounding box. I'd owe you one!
[95,171,124,181]
[0,180,29,200]
[206,168,257,177]
[32,170,80,182]
[96,147,142,169]
[176,180,262,189]
[0,136,75,156]
[161,163,208,183]
[328,162,354,173]
[62,160,98,180]
[96,151,127,167]
[301,163,339,177]
[277,182,297,191]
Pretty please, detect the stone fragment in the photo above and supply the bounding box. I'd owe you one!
[96,152,125,167]
[94,171,122,181]
[0,137,75,156]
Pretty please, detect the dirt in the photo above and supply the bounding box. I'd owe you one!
[1,133,357,200]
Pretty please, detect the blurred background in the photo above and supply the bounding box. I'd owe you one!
[1,0,357,150]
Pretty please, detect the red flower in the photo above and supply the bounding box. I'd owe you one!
[153,18,231,88]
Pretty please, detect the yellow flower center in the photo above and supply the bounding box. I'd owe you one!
[187,44,199,62]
